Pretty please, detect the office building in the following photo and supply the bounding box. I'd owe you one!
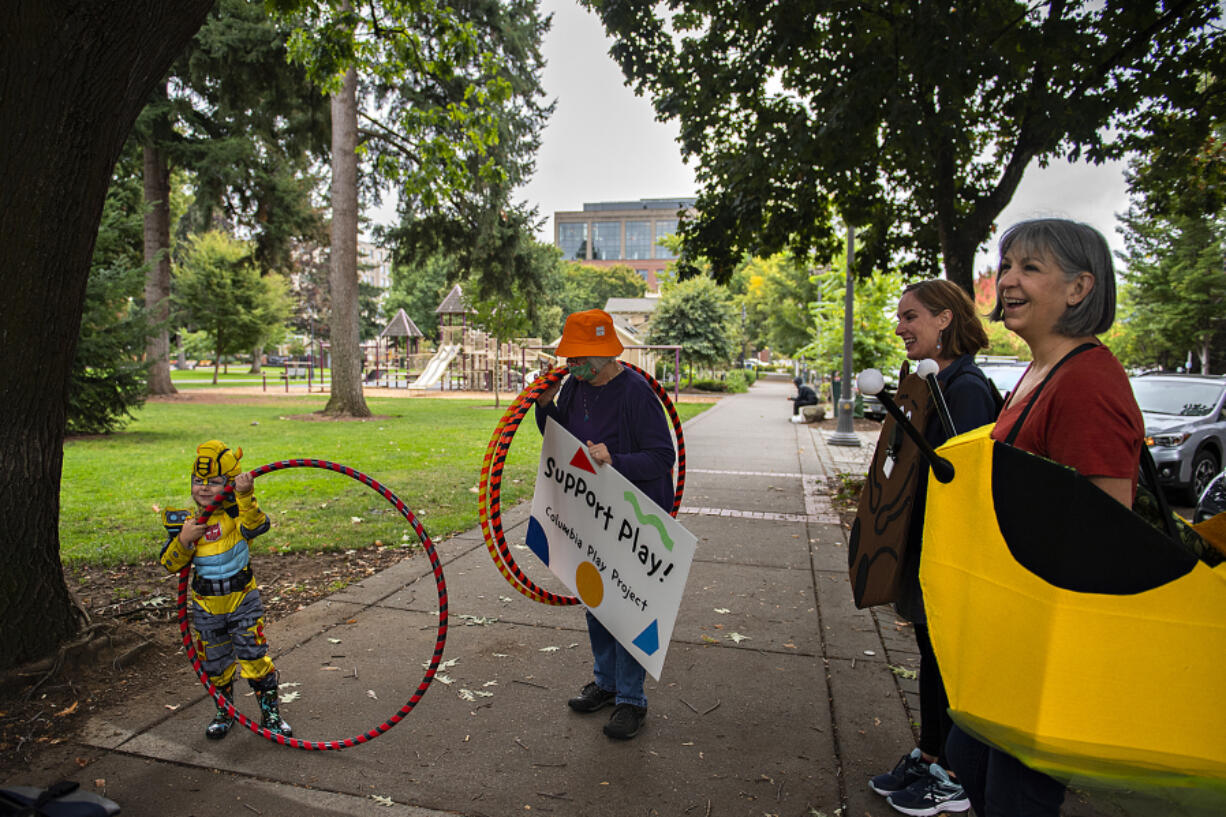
[553,198,696,290]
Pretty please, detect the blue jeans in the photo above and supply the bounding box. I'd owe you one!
[586,611,647,708]
[946,725,1065,817]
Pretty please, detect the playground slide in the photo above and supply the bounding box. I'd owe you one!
[408,344,460,389]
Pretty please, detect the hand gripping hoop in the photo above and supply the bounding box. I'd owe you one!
[177,459,447,749]
[477,363,687,605]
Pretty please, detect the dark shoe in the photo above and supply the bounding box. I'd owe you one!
[253,677,293,737]
[870,747,929,795]
[886,762,971,816]
[205,682,235,740]
[602,703,647,740]
[567,682,615,713]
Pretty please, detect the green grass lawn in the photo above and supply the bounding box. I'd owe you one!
[61,396,711,566]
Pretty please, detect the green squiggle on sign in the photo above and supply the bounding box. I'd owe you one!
[623,492,674,551]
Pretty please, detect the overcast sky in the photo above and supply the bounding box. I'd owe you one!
[385,0,1135,272]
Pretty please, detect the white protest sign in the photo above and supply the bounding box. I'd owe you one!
[525,417,697,680]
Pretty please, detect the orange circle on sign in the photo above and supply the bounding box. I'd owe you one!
[575,561,604,608]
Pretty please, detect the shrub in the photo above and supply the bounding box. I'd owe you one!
[724,369,750,393]
[691,378,729,392]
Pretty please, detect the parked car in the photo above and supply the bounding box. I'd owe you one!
[975,357,1030,399]
[1193,467,1225,523]
[1130,373,1226,504]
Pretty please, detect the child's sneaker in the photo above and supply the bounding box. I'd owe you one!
[869,747,928,795]
[886,762,971,816]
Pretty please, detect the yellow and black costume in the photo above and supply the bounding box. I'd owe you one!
[922,425,1226,814]
[159,440,291,740]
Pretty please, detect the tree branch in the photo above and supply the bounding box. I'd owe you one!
[356,110,421,156]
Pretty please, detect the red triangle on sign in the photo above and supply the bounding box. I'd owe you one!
[569,447,596,474]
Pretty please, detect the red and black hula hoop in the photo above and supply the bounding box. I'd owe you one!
[477,362,686,605]
[178,459,447,750]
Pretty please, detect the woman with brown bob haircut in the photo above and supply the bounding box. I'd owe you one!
[869,278,998,816]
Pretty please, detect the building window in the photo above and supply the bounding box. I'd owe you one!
[624,221,652,260]
[635,269,649,281]
[654,219,679,259]
[558,222,588,260]
[591,221,621,260]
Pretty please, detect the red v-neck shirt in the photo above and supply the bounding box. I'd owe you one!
[991,345,1144,498]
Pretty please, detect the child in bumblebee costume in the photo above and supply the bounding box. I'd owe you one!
[159,441,292,740]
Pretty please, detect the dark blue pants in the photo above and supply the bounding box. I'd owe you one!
[946,725,1065,816]
[586,611,647,708]
[914,622,952,765]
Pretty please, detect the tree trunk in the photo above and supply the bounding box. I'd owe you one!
[322,65,370,417]
[0,0,214,671]
[143,108,176,395]
[250,344,262,374]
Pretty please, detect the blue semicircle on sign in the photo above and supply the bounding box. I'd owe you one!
[632,620,660,655]
[525,516,550,566]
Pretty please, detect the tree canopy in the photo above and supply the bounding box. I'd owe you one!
[802,265,904,381]
[173,231,293,383]
[583,1,1224,293]
[645,276,736,380]
[269,0,553,416]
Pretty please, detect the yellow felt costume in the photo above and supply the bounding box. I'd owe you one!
[920,425,1226,808]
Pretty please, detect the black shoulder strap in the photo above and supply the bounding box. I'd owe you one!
[947,365,1005,418]
[1003,342,1098,446]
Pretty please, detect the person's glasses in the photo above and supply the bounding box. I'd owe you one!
[191,476,228,488]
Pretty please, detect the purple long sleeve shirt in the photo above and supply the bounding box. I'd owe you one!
[535,366,677,513]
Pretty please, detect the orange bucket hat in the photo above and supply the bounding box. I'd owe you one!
[555,309,623,357]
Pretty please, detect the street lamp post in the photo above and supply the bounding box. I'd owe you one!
[828,223,861,447]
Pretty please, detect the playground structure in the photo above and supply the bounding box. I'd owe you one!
[363,285,674,394]
[362,286,559,392]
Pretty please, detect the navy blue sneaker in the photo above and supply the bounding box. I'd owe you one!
[870,748,928,795]
[886,762,971,816]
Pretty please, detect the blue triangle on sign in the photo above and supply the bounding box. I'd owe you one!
[525,516,550,566]
[632,620,660,655]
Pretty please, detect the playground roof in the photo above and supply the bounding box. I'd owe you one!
[435,284,470,315]
[380,308,425,339]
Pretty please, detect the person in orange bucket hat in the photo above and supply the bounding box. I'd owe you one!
[534,309,676,740]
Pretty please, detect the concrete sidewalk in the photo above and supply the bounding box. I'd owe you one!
[18,377,940,817]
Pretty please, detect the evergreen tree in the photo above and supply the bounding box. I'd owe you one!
[69,149,152,435]
[384,253,454,344]
[1118,207,1226,373]
[276,0,553,416]
[136,0,330,391]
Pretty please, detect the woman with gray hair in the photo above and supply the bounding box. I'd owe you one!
[944,218,1144,816]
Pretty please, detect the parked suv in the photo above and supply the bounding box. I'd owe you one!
[1129,373,1226,504]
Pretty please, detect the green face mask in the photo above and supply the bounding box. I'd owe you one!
[569,360,598,381]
